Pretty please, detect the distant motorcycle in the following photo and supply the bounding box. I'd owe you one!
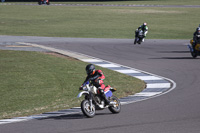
[38,0,50,5]
[134,29,144,45]
[77,81,121,118]
[188,39,200,58]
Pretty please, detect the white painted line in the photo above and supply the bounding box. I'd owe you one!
[13,117,32,119]
[134,92,162,97]
[134,76,163,80]
[17,42,94,60]
[0,119,26,122]
[0,119,27,125]
[28,116,48,119]
[5,45,33,48]
[96,64,120,68]
[114,69,141,74]
[146,83,171,88]
[71,107,81,109]
[0,122,12,125]
[120,102,128,105]
[80,59,103,62]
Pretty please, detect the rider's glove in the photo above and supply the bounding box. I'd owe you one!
[79,86,83,90]
[95,78,100,83]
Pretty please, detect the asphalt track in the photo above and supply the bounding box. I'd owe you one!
[0,36,200,133]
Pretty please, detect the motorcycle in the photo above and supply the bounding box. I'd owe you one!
[188,39,200,58]
[77,81,121,118]
[38,0,50,5]
[134,29,144,44]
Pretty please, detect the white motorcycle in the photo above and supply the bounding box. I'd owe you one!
[77,81,121,118]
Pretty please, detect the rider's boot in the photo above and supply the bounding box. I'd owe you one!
[192,42,196,52]
[100,93,110,105]
[99,88,111,105]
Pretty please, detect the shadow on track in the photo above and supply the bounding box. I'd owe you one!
[157,51,190,53]
[150,57,200,60]
[37,112,111,120]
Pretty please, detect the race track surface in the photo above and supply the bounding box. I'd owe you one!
[0,36,200,133]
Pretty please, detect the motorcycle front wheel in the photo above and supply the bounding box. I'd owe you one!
[108,95,121,114]
[191,51,197,58]
[81,100,95,118]
[134,38,137,44]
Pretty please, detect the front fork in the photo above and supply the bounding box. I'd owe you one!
[188,44,194,52]
[88,92,94,111]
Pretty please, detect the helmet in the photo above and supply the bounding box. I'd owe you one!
[197,28,200,34]
[143,22,147,26]
[86,64,95,75]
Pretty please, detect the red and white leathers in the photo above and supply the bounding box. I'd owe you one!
[82,70,110,94]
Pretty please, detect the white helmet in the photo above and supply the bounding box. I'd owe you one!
[197,28,200,34]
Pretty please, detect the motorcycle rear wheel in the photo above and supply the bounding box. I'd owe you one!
[108,95,121,114]
[81,100,95,118]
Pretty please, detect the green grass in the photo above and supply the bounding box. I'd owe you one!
[8,0,200,5]
[0,4,199,39]
[56,0,200,5]
[0,50,145,119]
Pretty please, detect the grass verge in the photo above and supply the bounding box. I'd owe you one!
[0,50,145,119]
[7,0,200,6]
[0,4,199,39]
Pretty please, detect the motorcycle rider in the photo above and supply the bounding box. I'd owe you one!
[79,64,110,105]
[135,22,148,42]
[192,25,200,50]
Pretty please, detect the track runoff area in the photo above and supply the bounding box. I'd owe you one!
[0,42,175,125]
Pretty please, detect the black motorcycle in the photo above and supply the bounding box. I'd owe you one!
[134,29,144,44]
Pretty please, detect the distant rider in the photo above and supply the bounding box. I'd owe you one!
[192,24,200,49]
[79,64,110,105]
[135,22,148,42]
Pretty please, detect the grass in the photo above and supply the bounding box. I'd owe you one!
[55,0,200,5]
[0,4,199,39]
[0,50,145,119]
[7,0,200,5]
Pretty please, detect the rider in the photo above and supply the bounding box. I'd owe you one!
[136,22,148,42]
[79,64,110,105]
[192,25,200,49]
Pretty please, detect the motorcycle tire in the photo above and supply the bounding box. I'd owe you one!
[134,38,137,44]
[191,52,197,58]
[108,95,121,114]
[81,100,95,118]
